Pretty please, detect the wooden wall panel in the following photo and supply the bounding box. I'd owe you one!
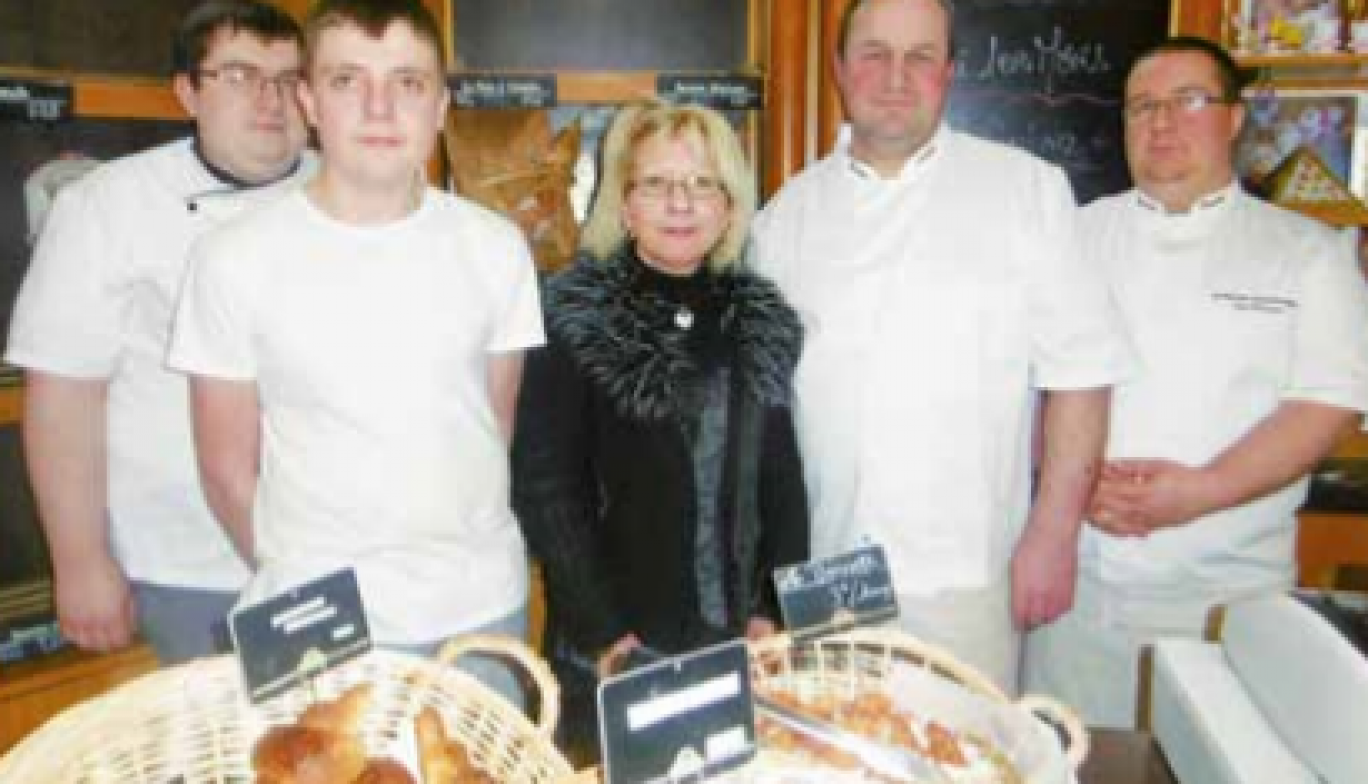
[1169,0,1226,42]
[818,0,854,157]
[764,0,811,197]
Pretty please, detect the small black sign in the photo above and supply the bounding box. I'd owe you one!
[774,544,899,639]
[229,568,372,703]
[598,639,757,784]
[0,78,73,122]
[449,73,557,108]
[656,74,763,110]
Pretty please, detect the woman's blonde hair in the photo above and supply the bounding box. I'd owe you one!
[580,101,756,272]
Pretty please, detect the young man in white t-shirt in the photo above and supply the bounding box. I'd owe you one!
[168,0,544,699]
[6,0,310,664]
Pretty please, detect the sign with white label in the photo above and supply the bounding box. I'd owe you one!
[656,74,762,110]
[229,568,372,703]
[0,78,73,122]
[774,544,898,639]
[598,639,757,784]
[449,73,557,108]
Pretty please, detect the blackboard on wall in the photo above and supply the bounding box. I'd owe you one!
[947,0,1170,204]
[452,0,748,71]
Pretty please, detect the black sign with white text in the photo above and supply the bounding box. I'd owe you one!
[449,73,557,108]
[229,568,372,703]
[598,639,756,784]
[0,78,73,122]
[774,544,898,639]
[657,74,762,110]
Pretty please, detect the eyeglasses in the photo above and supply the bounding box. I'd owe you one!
[1124,90,1232,124]
[630,173,727,203]
[196,63,304,96]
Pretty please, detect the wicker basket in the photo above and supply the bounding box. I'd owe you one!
[745,628,1089,781]
[558,630,1087,783]
[0,634,576,783]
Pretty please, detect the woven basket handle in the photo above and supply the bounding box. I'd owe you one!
[1017,693,1090,770]
[437,633,562,735]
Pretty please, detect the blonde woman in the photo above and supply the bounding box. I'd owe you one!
[512,102,807,758]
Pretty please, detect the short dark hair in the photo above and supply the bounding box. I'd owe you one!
[836,0,957,61]
[171,0,303,77]
[1128,36,1250,102]
[305,0,446,69]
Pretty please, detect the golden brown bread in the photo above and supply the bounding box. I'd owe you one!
[297,683,374,733]
[252,725,367,784]
[755,687,975,782]
[416,706,494,784]
[351,757,418,783]
[252,684,373,784]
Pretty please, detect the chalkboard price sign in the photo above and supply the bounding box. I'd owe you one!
[0,78,72,123]
[774,544,898,639]
[449,73,557,109]
[598,639,756,784]
[657,74,763,110]
[229,568,372,703]
[948,0,1169,203]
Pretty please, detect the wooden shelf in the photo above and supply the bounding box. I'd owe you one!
[0,67,183,121]
[0,644,158,753]
[0,385,20,425]
[1235,52,1368,68]
[1277,202,1368,227]
[448,69,763,105]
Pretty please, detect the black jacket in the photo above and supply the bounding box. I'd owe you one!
[512,248,809,659]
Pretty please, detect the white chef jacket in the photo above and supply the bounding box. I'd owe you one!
[753,125,1133,594]
[1079,183,1368,619]
[6,139,311,590]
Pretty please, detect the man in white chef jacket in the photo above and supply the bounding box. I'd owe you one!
[1025,36,1368,727]
[5,0,311,664]
[752,0,1133,694]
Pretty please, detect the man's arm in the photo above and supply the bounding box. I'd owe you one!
[21,370,136,652]
[486,351,525,445]
[1012,387,1108,629]
[189,375,261,563]
[1092,401,1360,535]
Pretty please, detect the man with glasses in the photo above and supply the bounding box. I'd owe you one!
[1025,36,1368,727]
[5,0,310,665]
[753,0,1133,694]
[169,0,542,702]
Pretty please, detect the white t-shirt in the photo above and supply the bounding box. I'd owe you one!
[168,188,544,644]
[1080,184,1368,615]
[753,125,1133,594]
[5,139,310,590]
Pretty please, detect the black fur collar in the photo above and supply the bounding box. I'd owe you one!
[543,247,802,421]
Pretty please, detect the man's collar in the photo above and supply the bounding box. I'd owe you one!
[839,123,946,184]
[193,135,301,190]
[1134,180,1238,216]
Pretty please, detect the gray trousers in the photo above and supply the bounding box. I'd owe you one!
[131,581,237,665]
[387,603,530,711]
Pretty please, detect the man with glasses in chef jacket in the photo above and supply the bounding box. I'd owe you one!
[5,0,311,664]
[1026,36,1368,728]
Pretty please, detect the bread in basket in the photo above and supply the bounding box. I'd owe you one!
[0,634,575,783]
[736,628,1089,783]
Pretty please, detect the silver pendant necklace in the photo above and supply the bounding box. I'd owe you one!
[674,304,694,330]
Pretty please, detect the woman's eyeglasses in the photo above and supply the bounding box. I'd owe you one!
[630,173,727,202]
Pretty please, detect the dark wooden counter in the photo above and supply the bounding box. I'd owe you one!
[1081,728,1177,784]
